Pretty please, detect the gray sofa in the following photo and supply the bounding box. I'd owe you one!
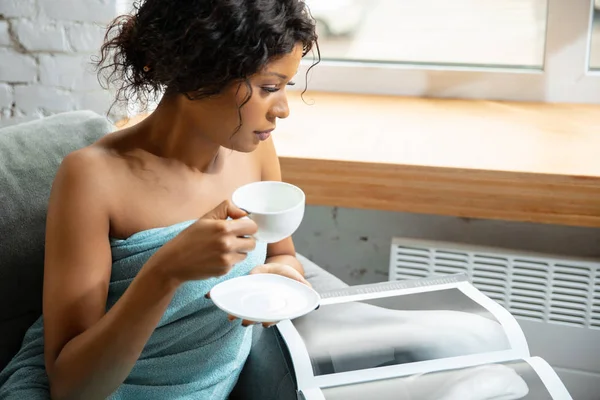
[0,110,347,398]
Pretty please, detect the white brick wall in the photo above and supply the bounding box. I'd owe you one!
[39,54,100,90]
[41,0,118,24]
[0,21,10,46]
[14,85,77,114]
[0,83,13,108]
[0,0,121,128]
[67,23,107,53]
[0,0,37,19]
[14,20,70,52]
[0,48,37,82]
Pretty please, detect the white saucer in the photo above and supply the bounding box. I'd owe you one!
[210,274,321,323]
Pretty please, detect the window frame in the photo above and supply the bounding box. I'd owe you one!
[296,0,600,104]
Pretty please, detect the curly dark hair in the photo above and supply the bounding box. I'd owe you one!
[95,0,319,111]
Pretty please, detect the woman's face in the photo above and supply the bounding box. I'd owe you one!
[187,43,305,152]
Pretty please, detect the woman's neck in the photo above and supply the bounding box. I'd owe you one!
[132,95,223,173]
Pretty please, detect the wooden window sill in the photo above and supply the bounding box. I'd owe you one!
[115,91,600,228]
[274,91,600,228]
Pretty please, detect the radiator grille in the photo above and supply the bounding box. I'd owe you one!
[390,238,600,330]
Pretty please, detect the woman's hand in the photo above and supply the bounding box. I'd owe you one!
[249,263,311,287]
[145,200,258,285]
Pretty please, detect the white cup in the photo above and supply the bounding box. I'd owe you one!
[232,181,305,243]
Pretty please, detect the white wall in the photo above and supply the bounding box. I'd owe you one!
[0,0,118,128]
[294,206,600,286]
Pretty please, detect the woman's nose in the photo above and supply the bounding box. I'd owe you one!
[270,97,290,120]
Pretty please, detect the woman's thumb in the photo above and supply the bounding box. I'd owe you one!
[227,201,250,220]
[205,200,248,220]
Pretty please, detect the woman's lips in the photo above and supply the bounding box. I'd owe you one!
[254,129,274,141]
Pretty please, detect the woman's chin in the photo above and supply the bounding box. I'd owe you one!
[224,140,259,153]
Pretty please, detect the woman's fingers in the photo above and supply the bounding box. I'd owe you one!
[227,315,276,328]
[269,264,311,286]
[227,315,255,327]
[226,217,258,236]
[232,236,256,254]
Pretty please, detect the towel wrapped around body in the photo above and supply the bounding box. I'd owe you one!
[0,219,268,399]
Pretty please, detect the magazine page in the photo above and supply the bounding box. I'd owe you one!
[276,274,530,391]
[299,356,572,400]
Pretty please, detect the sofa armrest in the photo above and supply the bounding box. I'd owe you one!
[297,253,349,293]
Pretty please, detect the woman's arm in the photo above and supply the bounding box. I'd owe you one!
[43,150,180,400]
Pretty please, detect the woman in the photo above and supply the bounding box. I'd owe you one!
[0,0,318,398]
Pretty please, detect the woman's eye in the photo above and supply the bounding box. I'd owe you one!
[262,86,279,93]
[261,81,295,93]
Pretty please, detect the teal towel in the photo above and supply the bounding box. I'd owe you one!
[0,219,267,399]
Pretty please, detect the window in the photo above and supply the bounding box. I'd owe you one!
[590,3,600,69]
[313,0,547,68]
[299,0,600,104]
[115,0,600,105]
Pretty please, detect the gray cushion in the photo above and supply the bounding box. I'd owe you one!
[0,111,113,370]
[297,253,348,293]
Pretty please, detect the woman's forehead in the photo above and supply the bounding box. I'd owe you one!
[260,44,304,76]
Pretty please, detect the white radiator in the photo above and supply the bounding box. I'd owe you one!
[388,238,600,330]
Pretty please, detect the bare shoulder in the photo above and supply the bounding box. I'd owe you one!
[254,136,282,181]
[58,144,111,173]
[51,145,116,213]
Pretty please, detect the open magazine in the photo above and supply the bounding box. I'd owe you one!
[276,274,573,400]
